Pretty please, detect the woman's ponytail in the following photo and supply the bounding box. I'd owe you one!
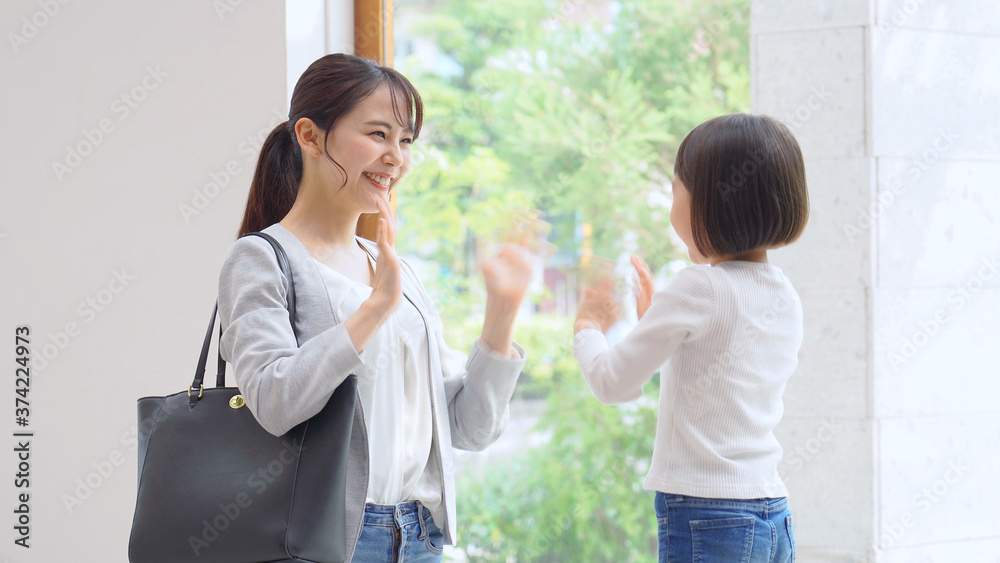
[237,121,302,237]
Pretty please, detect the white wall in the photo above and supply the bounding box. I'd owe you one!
[0,1,285,559]
[870,3,1000,560]
[286,0,354,104]
[756,0,1000,560]
[753,3,875,559]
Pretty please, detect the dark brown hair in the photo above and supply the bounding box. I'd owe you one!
[674,113,809,257]
[238,54,423,236]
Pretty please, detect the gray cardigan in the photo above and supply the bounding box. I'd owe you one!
[217,223,526,559]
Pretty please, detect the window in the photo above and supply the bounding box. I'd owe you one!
[392,1,749,561]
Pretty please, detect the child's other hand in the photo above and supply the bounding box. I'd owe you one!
[574,260,620,334]
[631,255,654,320]
[575,288,619,334]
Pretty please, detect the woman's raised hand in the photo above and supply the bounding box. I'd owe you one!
[480,210,551,307]
[347,195,402,353]
[477,210,552,356]
[368,195,402,317]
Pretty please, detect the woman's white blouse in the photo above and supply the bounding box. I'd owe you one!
[312,255,441,514]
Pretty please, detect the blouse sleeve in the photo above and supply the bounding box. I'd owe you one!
[400,259,527,452]
[573,266,714,405]
[218,236,365,436]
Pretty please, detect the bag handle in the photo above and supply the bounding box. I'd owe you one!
[189,232,296,404]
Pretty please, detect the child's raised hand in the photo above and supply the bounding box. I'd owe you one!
[574,258,620,334]
[575,288,619,334]
[631,255,654,320]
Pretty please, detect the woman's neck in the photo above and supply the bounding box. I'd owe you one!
[279,179,362,250]
[281,207,359,247]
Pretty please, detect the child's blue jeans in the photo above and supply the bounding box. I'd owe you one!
[351,501,443,562]
[654,492,796,562]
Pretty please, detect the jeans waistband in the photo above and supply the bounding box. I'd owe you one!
[363,501,432,538]
[658,493,788,514]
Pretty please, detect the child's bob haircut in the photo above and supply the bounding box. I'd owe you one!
[674,113,809,258]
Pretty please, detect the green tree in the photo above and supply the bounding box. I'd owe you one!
[459,373,660,562]
[394,0,750,560]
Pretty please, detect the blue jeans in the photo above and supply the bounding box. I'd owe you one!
[654,492,796,563]
[351,501,444,563]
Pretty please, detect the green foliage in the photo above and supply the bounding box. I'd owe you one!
[399,0,749,270]
[395,0,750,560]
[503,315,579,399]
[458,375,660,562]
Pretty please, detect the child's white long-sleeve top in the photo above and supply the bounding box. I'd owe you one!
[573,261,802,499]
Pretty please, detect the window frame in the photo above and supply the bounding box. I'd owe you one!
[354,0,395,241]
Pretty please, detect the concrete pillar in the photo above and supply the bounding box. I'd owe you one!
[754,0,1000,560]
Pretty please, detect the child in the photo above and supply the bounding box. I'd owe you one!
[573,113,809,562]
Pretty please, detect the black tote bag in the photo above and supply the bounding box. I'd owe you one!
[129,232,357,563]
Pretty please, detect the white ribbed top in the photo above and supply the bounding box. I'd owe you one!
[573,262,802,499]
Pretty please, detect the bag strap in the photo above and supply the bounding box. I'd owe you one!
[189,232,296,404]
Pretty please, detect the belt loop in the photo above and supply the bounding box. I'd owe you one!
[416,501,427,540]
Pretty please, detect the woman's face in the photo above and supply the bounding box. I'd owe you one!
[670,176,709,264]
[321,84,413,213]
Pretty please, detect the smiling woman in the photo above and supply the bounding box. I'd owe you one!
[238,54,420,239]
[279,82,415,287]
[217,53,541,562]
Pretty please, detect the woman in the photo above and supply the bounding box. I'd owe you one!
[218,54,534,562]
